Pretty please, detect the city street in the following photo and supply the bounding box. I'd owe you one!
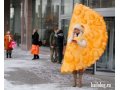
[4,47,115,90]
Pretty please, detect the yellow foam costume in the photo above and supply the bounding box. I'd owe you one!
[61,4,108,73]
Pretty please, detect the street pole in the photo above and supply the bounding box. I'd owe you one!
[93,63,96,74]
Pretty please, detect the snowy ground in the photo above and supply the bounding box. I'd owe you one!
[4,47,115,90]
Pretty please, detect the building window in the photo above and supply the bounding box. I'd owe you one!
[61,19,70,39]
[10,7,14,32]
[74,0,88,6]
[61,0,73,15]
[88,0,100,8]
[74,0,80,4]
[33,0,60,45]
[73,0,115,8]
[34,0,41,29]
[100,0,115,8]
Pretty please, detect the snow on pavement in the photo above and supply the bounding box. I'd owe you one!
[4,47,114,90]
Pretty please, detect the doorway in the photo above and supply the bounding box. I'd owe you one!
[96,17,115,73]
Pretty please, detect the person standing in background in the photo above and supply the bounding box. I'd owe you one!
[4,31,13,58]
[31,29,40,60]
[14,33,20,47]
[56,29,64,64]
[49,27,58,63]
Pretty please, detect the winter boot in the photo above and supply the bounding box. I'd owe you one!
[78,72,83,87]
[6,52,8,58]
[32,55,36,60]
[36,55,39,59]
[9,52,12,58]
[73,71,77,87]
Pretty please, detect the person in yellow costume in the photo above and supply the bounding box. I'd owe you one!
[61,4,108,87]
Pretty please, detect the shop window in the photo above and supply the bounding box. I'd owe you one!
[73,0,115,8]
[61,0,73,15]
[96,17,115,72]
[33,0,60,45]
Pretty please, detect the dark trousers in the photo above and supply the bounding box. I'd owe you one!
[50,47,57,62]
[6,50,12,58]
[15,39,20,47]
[58,46,63,63]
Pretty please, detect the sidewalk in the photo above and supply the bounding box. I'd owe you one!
[4,47,115,90]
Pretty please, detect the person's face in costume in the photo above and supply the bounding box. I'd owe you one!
[74,28,80,34]
[73,28,84,36]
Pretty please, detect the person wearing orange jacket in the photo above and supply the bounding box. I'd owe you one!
[4,31,13,58]
[31,29,40,60]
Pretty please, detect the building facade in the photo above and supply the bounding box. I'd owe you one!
[5,0,115,75]
[60,0,115,75]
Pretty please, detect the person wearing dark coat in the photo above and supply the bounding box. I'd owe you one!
[31,29,40,60]
[56,29,65,64]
